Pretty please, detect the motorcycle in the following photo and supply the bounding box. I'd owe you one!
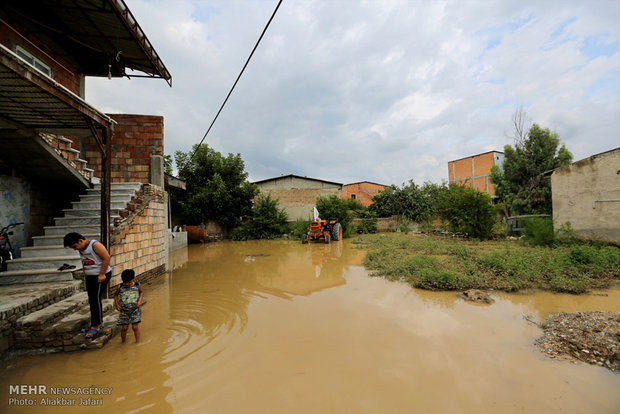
[0,222,23,272]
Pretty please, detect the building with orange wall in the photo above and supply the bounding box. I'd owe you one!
[341,181,386,207]
[447,151,504,199]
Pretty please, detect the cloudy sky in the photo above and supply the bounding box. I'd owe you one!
[87,0,620,186]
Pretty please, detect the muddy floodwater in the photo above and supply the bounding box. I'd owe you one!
[2,239,620,413]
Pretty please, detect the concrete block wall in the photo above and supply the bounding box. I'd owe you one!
[83,114,164,183]
[551,148,620,243]
[109,185,167,288]
[260,188,341,221]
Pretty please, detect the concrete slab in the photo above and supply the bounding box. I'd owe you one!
[0,280,83,321]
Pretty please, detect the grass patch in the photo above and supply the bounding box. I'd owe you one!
[357,233,619,293]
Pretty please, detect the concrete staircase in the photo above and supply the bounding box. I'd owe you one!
[0,182,143,285]
[0,182,146,358]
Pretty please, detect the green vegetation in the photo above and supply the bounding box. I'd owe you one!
[490,115,573,215]
[292,218,311,238]
[369,181,500,240]
[369,181,442,223]
[436,184,498,239]
[354,218,378,234]
[173,144,258,230]
[232,194,290,240]
[357,233,620,294]
[315,195,365,236]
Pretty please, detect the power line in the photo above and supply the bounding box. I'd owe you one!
[190,0,283,161]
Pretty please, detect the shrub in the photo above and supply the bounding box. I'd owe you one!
[355,218,377,234]
[316,195,353,235]
[232,194,289,240]
[522,217,554,246]
[396,217,413,233]
[436,184,498,239]
[292,218,311,239]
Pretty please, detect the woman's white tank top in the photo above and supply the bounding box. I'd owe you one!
[79,239,112,276]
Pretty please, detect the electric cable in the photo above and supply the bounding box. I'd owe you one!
[190,0,283,161]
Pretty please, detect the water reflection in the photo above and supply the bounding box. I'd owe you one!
[0,239,619,414]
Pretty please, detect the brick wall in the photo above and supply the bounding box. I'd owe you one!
[0,19,80,94]
[341,182,386,207]
[447,151,501,196]
[109,185,167,288]
[84,114,164,184]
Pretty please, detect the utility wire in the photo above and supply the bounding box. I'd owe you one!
[190,0,283,161]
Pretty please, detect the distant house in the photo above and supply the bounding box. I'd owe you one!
[448,151,504,199]
[341,181,386,207]
[254,175,342,221]
[550,148,620,243]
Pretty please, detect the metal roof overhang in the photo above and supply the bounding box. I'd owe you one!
[1,44,116,247]
[0,44,115,137]
[1,0,171,86]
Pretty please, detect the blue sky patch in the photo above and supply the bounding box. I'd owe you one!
[579,33,619,59]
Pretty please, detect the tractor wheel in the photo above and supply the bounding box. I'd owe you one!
[302,234,308,244]
[324,234,331,244]
[331,223,342,241]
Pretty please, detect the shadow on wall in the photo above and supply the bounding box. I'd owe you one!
[0,175,30,257]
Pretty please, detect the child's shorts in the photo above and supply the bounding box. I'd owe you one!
[118,307,141,326]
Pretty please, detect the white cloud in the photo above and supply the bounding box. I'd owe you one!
[86,0,620,185]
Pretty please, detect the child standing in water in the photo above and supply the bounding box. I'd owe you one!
[114,269,143,343]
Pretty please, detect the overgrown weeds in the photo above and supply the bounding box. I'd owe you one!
[357,233,620,293]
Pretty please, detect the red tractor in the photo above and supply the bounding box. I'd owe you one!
[302,220,342,244]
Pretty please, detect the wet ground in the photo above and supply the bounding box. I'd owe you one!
[2,239,620,413]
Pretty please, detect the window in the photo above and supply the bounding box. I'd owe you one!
[351,194,356,199]
[15,45,52,77]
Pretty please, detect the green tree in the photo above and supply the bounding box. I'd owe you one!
[315,195,358,235]
[369,181,442,223]
[163,154,173,175]
[490,123,572,215]
[436,184,497,239]
[233,194,289,240]
[316,195,349,223]
[175,144,258,229]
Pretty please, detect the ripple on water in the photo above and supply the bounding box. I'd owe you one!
[162,280,251,365]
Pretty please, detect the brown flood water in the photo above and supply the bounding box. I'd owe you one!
[2,239,620,413]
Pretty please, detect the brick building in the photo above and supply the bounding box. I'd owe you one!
[254,175,342,221]
[448,151,504,199]
[341,181,386,207]
[0,0,172,286]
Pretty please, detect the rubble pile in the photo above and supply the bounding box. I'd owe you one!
[535,311,620,372]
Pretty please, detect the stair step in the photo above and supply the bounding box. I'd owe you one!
[71,201,128,210]
[44,224,100,236]
[0,280,82,319]
[32,233,100,247]
[53,299,116,334]
[79,194,135,202]
[7,256,82,271]
[54,216,105,226]
[0,268,76,285]
[63,208,121,217]
[20,246,80,258]
[93,182,142,192]
[16,292,89,328]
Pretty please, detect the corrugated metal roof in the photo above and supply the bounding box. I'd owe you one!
[253,174,343,187]
[1,0,171,85]
[0,44,115,136]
